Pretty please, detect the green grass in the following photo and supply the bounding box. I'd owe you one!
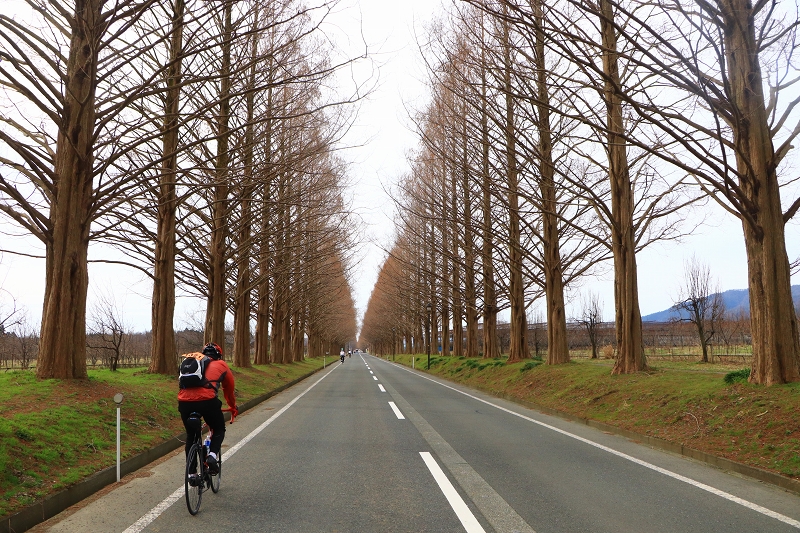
[724,368,751,384]
[0,358,326,519]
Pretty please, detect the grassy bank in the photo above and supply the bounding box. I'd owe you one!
[388,354,800,482]
[0,358,326,518]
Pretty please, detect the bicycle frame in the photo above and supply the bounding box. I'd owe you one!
[184,407,235,514]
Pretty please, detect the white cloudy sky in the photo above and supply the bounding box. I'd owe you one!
[0,0,798,333]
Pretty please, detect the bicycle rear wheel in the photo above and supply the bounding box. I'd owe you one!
[185,443,203,515]
[210,450,222,493]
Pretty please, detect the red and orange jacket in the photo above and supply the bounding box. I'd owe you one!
[178,357,236,408]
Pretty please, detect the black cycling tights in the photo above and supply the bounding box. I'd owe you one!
[179,397,226,456]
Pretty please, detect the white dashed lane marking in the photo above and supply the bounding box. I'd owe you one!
[388,401,405,420]
[420,452,486,533]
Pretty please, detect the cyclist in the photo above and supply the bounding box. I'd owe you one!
[178,342,237,475]
[340,348,345,363]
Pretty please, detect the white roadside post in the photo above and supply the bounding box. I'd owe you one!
[114,393,124,482]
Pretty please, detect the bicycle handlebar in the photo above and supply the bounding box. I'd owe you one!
[222,407,237,424]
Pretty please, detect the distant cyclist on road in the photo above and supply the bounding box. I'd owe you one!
[178,342,237,474]
[340,348,346,363]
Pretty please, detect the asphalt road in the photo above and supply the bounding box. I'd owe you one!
[37,354,800,533]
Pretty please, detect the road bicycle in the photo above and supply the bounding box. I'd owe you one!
[184,407,235,515]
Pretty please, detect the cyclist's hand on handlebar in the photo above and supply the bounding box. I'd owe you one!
[232,405,239,419]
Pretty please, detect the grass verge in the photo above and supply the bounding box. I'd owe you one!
[0,358,326,519]
[390,354,800,482]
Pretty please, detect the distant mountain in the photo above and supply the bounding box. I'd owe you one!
[642,285,800,322]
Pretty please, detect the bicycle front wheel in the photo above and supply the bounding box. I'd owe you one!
[185,443,203,515]
[210,450,222,493]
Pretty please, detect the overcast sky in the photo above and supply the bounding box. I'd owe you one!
[0,0,798,333]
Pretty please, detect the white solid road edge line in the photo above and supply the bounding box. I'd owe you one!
[122,366,336,533]
[420,452,486,533]
[393,362,800,530]
[388,401,406,419]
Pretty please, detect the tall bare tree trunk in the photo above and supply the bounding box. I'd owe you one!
[150,0,184,375]
[271,166,290,364]
[253,72,275,366]
[717,0,800,384]
[462,136,479,358]
[298,313,306,361]
[415,238,425,354]
[460,98,479,358]
[480,28,499,359]
[307,330,317,358]
[312,329,322,359]
[428,200,439,357]
[450,134,477,357]
[441,167,451,358]
[232,191,252,367]
[37,0,101,380]
[232,14,260,369]
[280,304,291,363]
[270,289,282,363]
[743,215,799,383]
[291,309,302,361]
[463,235,478,359]
[600,0,646,374]
[600,0,647,374]
[254,182,271,365]
[270,261,287,364]
[206,0,233,345]
[451,197,463,358]
[269,292,282,362]
[254,273,270,364]
[533,0,569,365]
[452,290,463,357]
[502,12,529,363]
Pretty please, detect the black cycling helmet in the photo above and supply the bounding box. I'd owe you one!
[202,342,223,360]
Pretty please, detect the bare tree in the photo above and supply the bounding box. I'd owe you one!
[0,288,23,336]
[477,10,500,359]
[148,0,188,375]
[577,292,604,359]
[497,4,530,363]
[0,303,37,369]
[599,0,645,374]
[527,309,545,358]
[674,257,726,363]
[88,292,129,371]
[645,0,800,383]
[15,315,39,370]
